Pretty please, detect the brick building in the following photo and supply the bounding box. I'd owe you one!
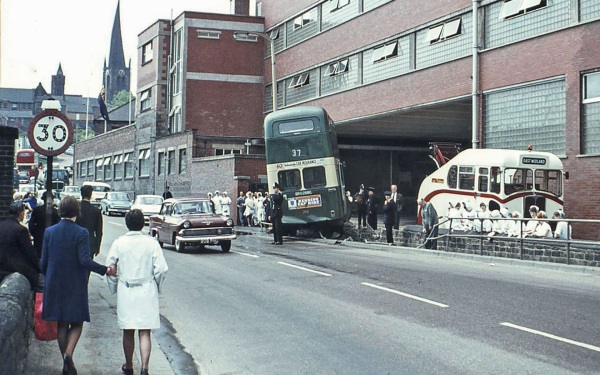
[256,0,600,223]
[74,1,267,224]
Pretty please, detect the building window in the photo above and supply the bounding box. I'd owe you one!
[330,0,351,12]
[178,148,187,175]
[87,160,94,178]
[269,28,280,40]
[95,159,103,180]
[500,0,547,19]
[81,161,88,177]
[140,89,151,111]
[113,154,123,180]
[215,148,242,156]
[172,30,182,96]
[371,41,398,63]
[167,150,175,175]
[583,72,600,104]
[325,59,349,76]
[157,152,165,176]
[256,2,262,16]
[425,18,462,44]
[293,11,312,30]
[103,157,112,180]
[234,33,258,42]
[142,41,153,64]
[138,149,150,177]
[197,29,221,39]
[124,152,134,178]
[288,72,310,88]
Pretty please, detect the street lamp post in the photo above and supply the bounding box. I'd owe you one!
[234,31,277,112]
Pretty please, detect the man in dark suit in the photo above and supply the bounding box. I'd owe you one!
[366,187,379,230]
[0,203,40,289]
[353,184,368,228]
[28,191,60,259]
[163,186,173,200]
[269,182,284,245]
[76,185,103,258]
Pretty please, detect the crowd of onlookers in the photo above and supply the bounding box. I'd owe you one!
[445,202,572,240]
[202,189,272,227]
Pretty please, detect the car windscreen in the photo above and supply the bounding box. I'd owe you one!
[172,201,212,215]
[140,197,162,205]
[92,185,110,192]
[110,193,130,201]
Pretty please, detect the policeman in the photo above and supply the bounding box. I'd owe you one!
[353,184,368,227]
[367,187,379,230]
[269,182,284,245]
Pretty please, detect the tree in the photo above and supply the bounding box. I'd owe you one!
[74,128,95,142]
[109,90,134,110]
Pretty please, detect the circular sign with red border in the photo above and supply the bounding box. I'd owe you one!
[27,109,73,157]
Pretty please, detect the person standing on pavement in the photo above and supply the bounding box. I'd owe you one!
[236,192,246,226]
[0,203,41,290]
[418,198,438,250]
[353,184,368,228]
[40,196,116,375]
[269,182,284,245]
[76,185,103,259]
[390,184,403,230]
[383,191,397,244]
[213,190,223,215]
[162,186,173,200]
[366,187,379,230]
[106,209,168,375]
[28,191,60,259]
[221,191,232,216]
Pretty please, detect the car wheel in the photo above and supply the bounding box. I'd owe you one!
[154,231,164,247]
[175,238,186,253]
[220,240,231,253]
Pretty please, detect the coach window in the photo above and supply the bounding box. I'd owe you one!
[478,167,488,192]
[490,167,501,193]
[504,168,533,195]
[458,166,475,190]
[303,166,327,189]
[535,170,561,196]
[277,169,301,191]
[278,119,314,134]
[447,165,457,188]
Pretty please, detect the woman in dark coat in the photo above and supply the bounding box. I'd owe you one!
[40,196,116,375]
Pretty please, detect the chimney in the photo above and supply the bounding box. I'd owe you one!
[230,0,250,15]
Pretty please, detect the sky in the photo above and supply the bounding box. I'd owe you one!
[0,0,255,97]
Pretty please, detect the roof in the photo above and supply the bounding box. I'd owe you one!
[0,88,35,102]
[94,99,136,122]
[163,197,210,203]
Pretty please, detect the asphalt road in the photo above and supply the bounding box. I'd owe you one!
[103,215,600,375]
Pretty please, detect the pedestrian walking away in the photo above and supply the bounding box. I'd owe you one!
[269,182,284,245]
[39,196,116,375]
[106,209,168,375]
[76,184,103,259]
[28,191,60,259]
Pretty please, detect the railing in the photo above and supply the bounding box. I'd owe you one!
[419,217,600,266]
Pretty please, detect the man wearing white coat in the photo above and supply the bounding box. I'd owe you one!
[106,209,168,375]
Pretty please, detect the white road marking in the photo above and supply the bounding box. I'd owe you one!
[108,221,125,227]
[361,282,449,308]
[277,262,332,276]
[232,251,259,258]
[501,322,600,353]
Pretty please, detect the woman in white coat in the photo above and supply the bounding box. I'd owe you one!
[106,209,168,375]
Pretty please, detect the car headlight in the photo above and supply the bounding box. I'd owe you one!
[183,220,191,229]
[226,219,233,226]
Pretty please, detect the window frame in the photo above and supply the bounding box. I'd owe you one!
[293,11,312,31]
[197,29,221,39]
[425,18,462,44]
[499,0,548,20]
[371,41,398,63]
[140,88,152,111]
[288,72,310,88]
[178,148,187,175]
[583,72,600,104]
[142,41,153,65]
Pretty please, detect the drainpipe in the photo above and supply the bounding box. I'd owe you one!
[472,0,480,149]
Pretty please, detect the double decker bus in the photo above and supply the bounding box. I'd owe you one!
[264,106,348,235]
[417,148,564,222]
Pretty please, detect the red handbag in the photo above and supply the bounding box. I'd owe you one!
[34,292,57,341]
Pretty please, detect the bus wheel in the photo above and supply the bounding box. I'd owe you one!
[220,240,231,252]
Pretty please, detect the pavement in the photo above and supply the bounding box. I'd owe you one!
[25,269,173,375]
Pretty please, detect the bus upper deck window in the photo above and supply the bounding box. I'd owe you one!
[278,119,314,134]
[458,166,475,191]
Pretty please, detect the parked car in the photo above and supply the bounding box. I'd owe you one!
[82,181,111,207]
[131,195,164,224]
[18,170,29,185]
[100,192,132,216]
[61,186,82,200]
[149,198,235,253]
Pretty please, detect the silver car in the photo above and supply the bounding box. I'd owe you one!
[131,195,164,223]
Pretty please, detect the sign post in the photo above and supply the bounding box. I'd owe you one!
[28,100,73,227]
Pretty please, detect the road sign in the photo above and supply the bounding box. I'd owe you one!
[27,109,73,157]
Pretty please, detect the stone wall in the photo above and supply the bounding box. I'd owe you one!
[0,273,34,375]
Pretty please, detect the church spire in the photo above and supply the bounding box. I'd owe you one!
[108,0,126,69]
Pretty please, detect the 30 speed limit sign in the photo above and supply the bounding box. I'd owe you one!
[28,109,73,156]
